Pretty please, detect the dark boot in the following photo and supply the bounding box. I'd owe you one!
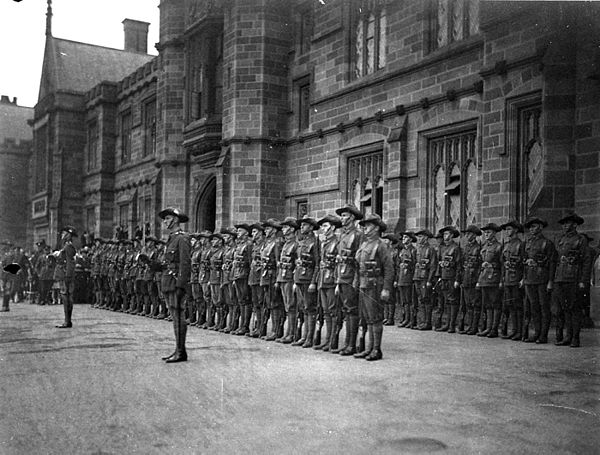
[457,307,465,333]
[275,310,289,342]
[313,316,322,346]
[500,310,509,338]
[418,306,433,330]
[292,312,307,346]
[539,310,550,344]
[340,315,359,356]
[510,310,522,340]
[467,309,480,335]
[556,313,573,346]
[486,309,501,338]
[331,316,348,354]
[366,323,383,361]
[503,310,516,339]
[400,305,411,328]
[447,305,458,333]
[478,309,493,336]
[314,316,332,350]
[396,302,405,327]
[265,308,281,341]
[281,311,296,344]
[235,306,250,335]
[302,314,316,348]
[357,323,366,353]
[327,316,340,352]
[459,308,471,334]
[554,313,565,345]
[386,302,395,326]
[354,324,373,358]
[410,306,419,329]
[435,306,449,332]
[521,314,530,341]
[570,310,581,348]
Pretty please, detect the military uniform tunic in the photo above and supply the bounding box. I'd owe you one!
[478,239,502,309]
[336,225,363,315]
[294,231,320,315]
[318,234,339,316]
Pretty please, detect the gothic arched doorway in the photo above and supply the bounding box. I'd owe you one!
[195,177,216,233]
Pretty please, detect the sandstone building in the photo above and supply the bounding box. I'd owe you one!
[28,0,600,244]
[1,96,32,246]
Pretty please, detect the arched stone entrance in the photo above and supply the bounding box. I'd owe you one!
[195,177,216,232]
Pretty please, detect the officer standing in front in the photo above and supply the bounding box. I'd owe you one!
[553,212,590,347]
[158,207,191,363]
[55,226,77,328]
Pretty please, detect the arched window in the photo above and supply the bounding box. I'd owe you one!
[352,1,386,79]
[347,150,384,216]
[195,177,216,233]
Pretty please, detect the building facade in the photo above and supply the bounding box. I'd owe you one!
[0,96,32,246]
[29,0,600,244]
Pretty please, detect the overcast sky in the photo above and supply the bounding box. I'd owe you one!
[0,0,160,108]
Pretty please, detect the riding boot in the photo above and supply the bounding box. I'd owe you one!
[340,315,358,356]
[400,304,411,328]
[314,315,331,350]
[265,308,281,341]
[478,309,493,336]
[500,310,509,338]
[510,310,522,340]
[459,308,471,334]
[235,306,250,335]
[383,304,389,325]
[396,302,405,327]
[435,307,449,332]
[419,306,433,330]
[327,316,340,352]
[280,311,295,343]
[487,309,502,338]
[503,310,516,339]
[302,314,316,348]
[292,312,307,346]
[457,307,465,333]
[331,316,348,354]
[410,306,419,329]
[366,322,383,361]
[521,313,530,341]
[556,313,573,346]
[357,322,366,352]
[385,303,395,326]
[570,310,581,348]
[354,324,373,358]
[447,305,458,333]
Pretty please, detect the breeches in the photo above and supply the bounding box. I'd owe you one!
[294,283,317,314]
[280,282,295,312]
[414,281,430,308]
[438,280,458,306]
[463,287,481,309]
[339,283,358,316]
[481,286,502,310]
[553,282,579,314]
[251,285,263,311]
[503,285,522,311]
[233,279,250,306]
[398,285,413,308]
[524,284,549,319]
[319,287,337,316]
[358,285,384,324]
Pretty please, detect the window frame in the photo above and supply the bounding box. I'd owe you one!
[428,0,480,53]
[350,0,387,80]
[143,97,157,157]
[87,119,99,172]
[120,109,132,164]
[297,77,311,132]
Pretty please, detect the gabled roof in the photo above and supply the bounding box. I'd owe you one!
[38,36,154,101]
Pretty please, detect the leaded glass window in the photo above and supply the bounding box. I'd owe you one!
[348,151,384,216]
[352,1,386,79]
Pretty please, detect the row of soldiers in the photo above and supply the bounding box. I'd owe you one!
[85,206,595,359]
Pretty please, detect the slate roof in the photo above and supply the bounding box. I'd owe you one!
[40,37,155,98]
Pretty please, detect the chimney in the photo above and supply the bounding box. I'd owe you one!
[122,19,150,54]
[1,95,10,104]
[12,97,17,105]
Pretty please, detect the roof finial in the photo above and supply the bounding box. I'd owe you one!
[46,0,52,36]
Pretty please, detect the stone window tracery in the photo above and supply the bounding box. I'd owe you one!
[347,150,384,216]
[430,0,479,52]
[352,0,386,79]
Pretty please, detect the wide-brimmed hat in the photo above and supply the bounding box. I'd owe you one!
[481,223,501,233]
[317,214,342,229]
[461,225,482,236]
[210,232,224,241]
[439,225,460,238]
[234,223,253,233]
[60,226,78,237]
[523,217,548,229]
[3,263,21,274]
[558,211,584,225]
[158,207,189,223]
[359,214,387,232]
[198,230,213,238]
[250,223,265,233]
[500,219,523,232]
[335,204,364,220]
[400,231,417,242]
[382,233,399,244]
[298,215,319,229]
[220,227,238,238]
[262,218,282,230]
[280,217,299,230]
[415,229,434,238]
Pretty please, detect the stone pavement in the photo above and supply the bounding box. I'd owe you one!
[1,303,598,455]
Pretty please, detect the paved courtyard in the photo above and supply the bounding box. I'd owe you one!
[1,303,598,454]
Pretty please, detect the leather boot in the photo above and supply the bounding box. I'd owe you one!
[502,310,515,339]
[327,316,340,352]
[418,306,432,330]
[275,311,290,343]
[487,309,502,338]
[293,313,304,343]
[396,302,405,327]
[521,314,529,341]
[459,308,471,334]
[500,310,509,338]
[340,315,358,356]
[280,311,296,343]
[554,313,564,345]
[235,306,250,336]
[302,314,316,348]
[383,304,389,325]
[366,323,383,361]
[457,307,465,333]
[315,316,332,350]
[331,316,348,354]
[478,309,493,336]
[357,323,366,353]
[188,302,198,325]
[510,310,522,340]
[570,310,581,347]
[399,305,410,327]
[354,324,373,358]
[385,303,395,326]
[447,305,458,333]
[540,310,550,344]
[265,308,281,341]
[468,308,481,335]
[313,316,322,346]
[292,312,307,346]
[435,307,449,332]
[556,313,572,346]
[410,306,419,329]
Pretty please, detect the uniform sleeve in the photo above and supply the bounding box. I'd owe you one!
[379,242,395,293]
[579,237,591,283]
[176,234,192,288]
[310,237,320,284]
[454,245,463,284]
[427,246,438,283]
[547,240,557,283]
